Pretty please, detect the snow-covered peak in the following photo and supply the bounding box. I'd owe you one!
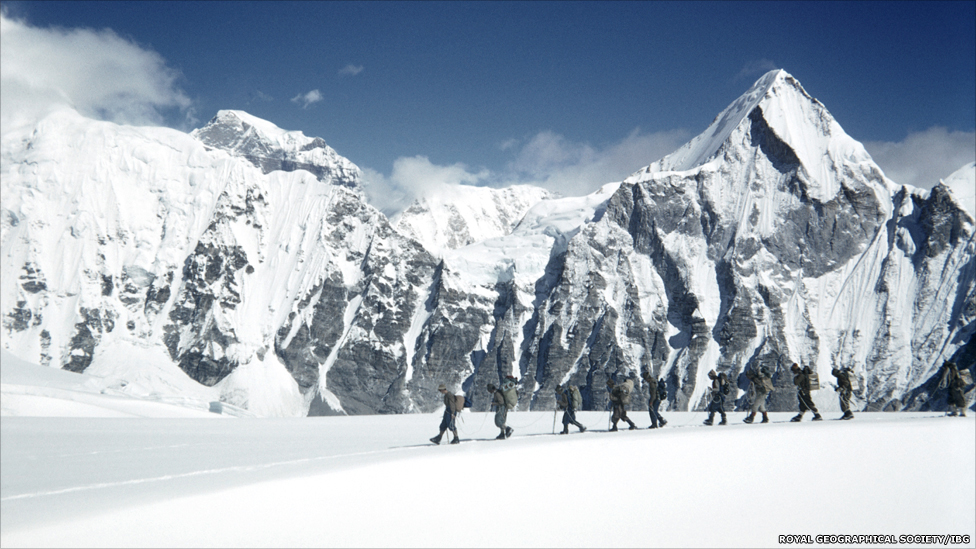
[394,184,553,256]
[632,69,878,205]
[192,110,363,190]
[647,69,785,173]
[941,161,975,220]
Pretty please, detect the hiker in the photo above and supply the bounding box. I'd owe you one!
[555,384,587,434]
[641,370,667,428]
[939,362,968,417]
[831,367,855,420]
[790,363,822,422]
[430,383,461,444]
[607,377,638,431]
[487,383,514,439]
[703,370,729,425]
[743,366,771,424]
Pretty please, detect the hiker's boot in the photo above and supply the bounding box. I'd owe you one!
[648,423,658,429]
[960,410,967,417]
[790,413,803,422]
[812,413,823,421]
[496,430,507,440]
[703,413,714,426]
[842,411,854,420]
[761,412,769,423]
[743,412,755,424]
[947,410,958,417]
[578,425,587,433]
[430,430,445,444]
[718,414,727,426]
[560,426,569,435]
[450,435,460,444]
[506,426,513,438]
[609,424,618,432]
[659,418,667,427]
[628,421,638,430]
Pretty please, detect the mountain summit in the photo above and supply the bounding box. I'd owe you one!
[1,72,972,416]
[192,110,363,190]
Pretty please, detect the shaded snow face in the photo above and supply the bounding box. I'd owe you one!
[2,71,973,418]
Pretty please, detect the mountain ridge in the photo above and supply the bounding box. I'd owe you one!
[2,70,972,416]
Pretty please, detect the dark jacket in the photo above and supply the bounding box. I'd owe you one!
[832,368,852,391]
[793,370,812,396]
[491,390,506,409]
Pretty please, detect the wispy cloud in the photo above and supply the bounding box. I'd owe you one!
[0,11,191,131]
[338,64,364,77]
[251,90,274,103]
[290,89,323,109]
[363,156,490,217]
[735,59,780,81]
[503,128,690,197]
[864,127,976,189]
[363,128,689,217]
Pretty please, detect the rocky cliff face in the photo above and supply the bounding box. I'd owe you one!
[2,71,972,416]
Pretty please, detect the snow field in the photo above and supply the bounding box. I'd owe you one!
[2,409,973,548]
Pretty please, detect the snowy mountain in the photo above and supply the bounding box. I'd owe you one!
[942,161,975,220]
[393,184,553,256]
[192,110,363,189]
[2,70,973,417]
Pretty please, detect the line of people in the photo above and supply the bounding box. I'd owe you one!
[430,361,969,443]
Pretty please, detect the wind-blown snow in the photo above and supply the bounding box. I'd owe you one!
[1,356,973,548]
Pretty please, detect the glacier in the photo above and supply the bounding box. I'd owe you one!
[2,71,973,417]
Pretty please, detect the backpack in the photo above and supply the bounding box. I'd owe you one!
[656,379,667,402]
[804,367,820,392]
[842,367,860,391]
[501,377,519,410]
[568,385,583,410]
[959,369,974,386]
[719,372,731,395]
[760,374,774,393]
[454,394,467,411]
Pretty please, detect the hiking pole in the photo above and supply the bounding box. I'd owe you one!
[552,408,557,434]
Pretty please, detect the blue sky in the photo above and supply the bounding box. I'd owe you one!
[1,1,974,211]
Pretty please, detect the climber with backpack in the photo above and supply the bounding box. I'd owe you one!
[430,383,462,444]
[487,382,514,439]
[939,361,969,417]
[607,376,638,431]
[790,363,822,422]
[555,384,587,434]
[641,369,668,428]
[703,370,730,425]
[831,366,856,420]
[743,365,772,424]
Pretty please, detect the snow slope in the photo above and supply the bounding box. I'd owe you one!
[943,161,975,220]
[2,322,973,548]
[1,411,972,547]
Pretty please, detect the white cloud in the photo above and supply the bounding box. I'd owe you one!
[363,156,490,217]
[338,64,364,77]
[0,11,191,132]
[364,129,688,216]
[503,128,690,197]
[290,89,323,109]
[864,127,976,189]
